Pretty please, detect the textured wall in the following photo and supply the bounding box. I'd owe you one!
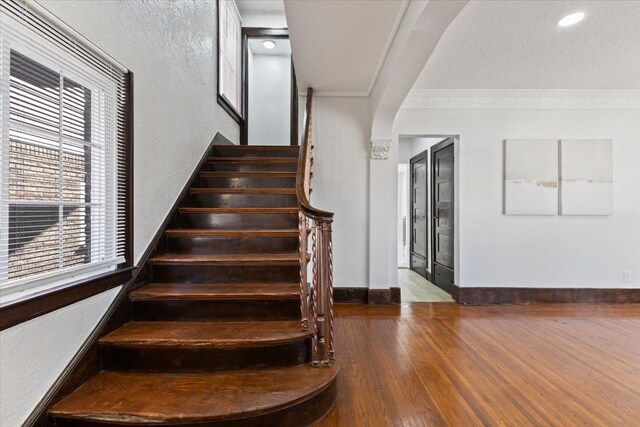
[0,287,120,426]
[311,97,370,288]
[0,2,239,424]
[42,0,239,262]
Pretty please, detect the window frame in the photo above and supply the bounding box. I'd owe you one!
[3,45,115,292]
[0,5,134,331]
[216,0,243,124]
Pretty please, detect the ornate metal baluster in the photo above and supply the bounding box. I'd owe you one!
[327,222,335,364]
[310,220,319,366]
[295,88,335,368]
[298,211,308,330]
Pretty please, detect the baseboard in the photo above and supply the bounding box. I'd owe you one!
[334,287,401,305]
[454,285,640,304]
[334,287,368,303]
[26,132,235,427]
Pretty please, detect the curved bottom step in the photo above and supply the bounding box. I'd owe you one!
[50,365,338,426]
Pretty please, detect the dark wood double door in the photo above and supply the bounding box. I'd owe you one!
[409,138,455,295]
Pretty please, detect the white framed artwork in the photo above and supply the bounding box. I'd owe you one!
[504,139,559,215]
[560,139,612,215]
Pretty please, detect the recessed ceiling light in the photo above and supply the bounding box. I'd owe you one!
[262,40,276,49]
[558,12,585,27]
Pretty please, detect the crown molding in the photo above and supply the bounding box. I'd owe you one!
[401,89,640,110]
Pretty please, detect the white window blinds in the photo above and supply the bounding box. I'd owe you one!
[0,0,130,299]
[218,0,242,115]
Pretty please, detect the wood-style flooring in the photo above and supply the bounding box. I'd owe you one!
[313,303,640,426]
[398,269,454,303]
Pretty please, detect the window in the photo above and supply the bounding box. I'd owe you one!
[0,0,131,304]
[217,0,242,120]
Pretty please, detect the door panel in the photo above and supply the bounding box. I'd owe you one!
[432,140,455,293]
[410,152,428,278]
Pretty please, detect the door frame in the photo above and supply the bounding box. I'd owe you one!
[409,149,429,280]
[430,137,455,289]
[240,28,298,146]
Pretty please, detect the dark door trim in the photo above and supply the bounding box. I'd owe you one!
[431,138,455,293]
[409,149,429,280]
[240,28,297,146]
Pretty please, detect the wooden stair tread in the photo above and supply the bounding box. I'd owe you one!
[49,366,338,424]
[130,282,300,300]
[208,157,297,163]
[164,229,299,237]
[190,187,295,194]
[99,321,311,347]
[200,171,297,177]
[179,207,298,214]
[149,252,301,265]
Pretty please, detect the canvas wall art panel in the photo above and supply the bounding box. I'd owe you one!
[504,139,559,215]
[560,139,612,215]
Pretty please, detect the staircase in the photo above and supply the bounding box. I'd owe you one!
[48,145,338,426]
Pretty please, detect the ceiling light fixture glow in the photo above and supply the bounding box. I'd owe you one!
[263,40,276,49]
[558,12,585,27]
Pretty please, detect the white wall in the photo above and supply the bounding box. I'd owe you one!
[311,97,370,288]
[0,2,239,424]
[248,53,291,145]
[42,0,239,262]
[0,287,120,426]
[394,107,640,288]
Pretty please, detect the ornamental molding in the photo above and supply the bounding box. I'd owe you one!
[371,138,391,160]
[401,89,640,110]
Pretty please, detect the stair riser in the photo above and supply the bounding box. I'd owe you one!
[151,264,299,283]
[132,299,299,321]
[199,176,296,189]
[189,193,297,208]
[166,236,298,254]
[204,162,297,172]
[214,147,299,158]
[102,340,310,373]
[180,212,298,229]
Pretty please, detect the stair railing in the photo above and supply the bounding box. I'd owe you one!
[296,88,335,367]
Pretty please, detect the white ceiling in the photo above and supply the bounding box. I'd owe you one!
[235,0,287,28]
[284,0,408,95]
[248,38,291,56]
[413,1,640,90]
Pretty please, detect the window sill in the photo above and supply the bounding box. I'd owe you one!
[217,95,243,125]
[0,266,135,331]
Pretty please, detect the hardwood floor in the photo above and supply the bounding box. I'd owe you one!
[313,303,640,426]
[398,269,454,302]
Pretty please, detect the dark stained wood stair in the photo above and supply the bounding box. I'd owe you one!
[130,282,300,300]
[177,207,298,230]
[205,157,298,172]
[48,144,338,426]
[48,367,337,426]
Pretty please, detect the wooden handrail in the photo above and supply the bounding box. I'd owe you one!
[296,88,334,222]
[295,87,335,367]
